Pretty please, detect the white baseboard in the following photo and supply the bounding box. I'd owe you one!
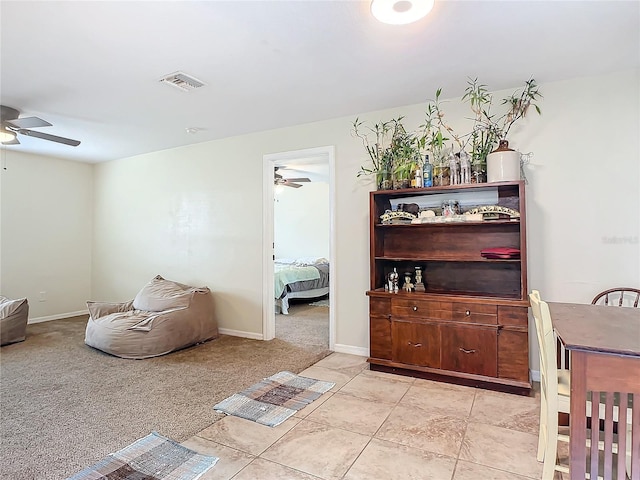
[218,327,264,340]
[530,369,540,382]
[332,343,368,357]
[28,310,89,324]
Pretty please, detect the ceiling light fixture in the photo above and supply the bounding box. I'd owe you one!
[0,127,17,144]
[371,0,434,25]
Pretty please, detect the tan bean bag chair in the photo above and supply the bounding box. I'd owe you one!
[1,296,29,346]
[85,275,218,359]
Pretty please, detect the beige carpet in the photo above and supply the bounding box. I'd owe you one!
[276,301,329,347]
[0,315,331,480]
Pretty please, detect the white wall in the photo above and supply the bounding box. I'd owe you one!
[2,70,636,368]
[92,69,639,365]
[274,182,329,260]
[0,151,93,320]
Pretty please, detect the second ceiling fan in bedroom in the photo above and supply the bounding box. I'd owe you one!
[274,166,310,188]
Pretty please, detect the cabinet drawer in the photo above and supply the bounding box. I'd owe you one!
[498,305,528,327]
[370,317,392,360]
[441,324,497,376]
[392,320,440,368]
[391,298,452,319]
[370,297,390,316]
[452,303,497,324]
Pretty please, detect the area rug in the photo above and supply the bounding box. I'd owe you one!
[308,299,329,307]
[213,371,335,427]
[67,431,218,480]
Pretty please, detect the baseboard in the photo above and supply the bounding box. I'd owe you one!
[332,343,368,357]
[218,327,264,340]
[28,310,89,324]
[530,369,540,382]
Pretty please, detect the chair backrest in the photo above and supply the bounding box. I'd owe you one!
[591,287,640,307]
[529,290,559,403]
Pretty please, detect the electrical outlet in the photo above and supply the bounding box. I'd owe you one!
[39,291,47,302]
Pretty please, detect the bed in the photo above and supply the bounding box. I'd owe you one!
[275,257,330,314]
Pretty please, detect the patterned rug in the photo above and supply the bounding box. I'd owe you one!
[213,371,335,427]
[308,299,329,307]
[67,432,218,480]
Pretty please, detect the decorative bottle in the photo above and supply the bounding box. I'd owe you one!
[414,167,423,188]
[422,155,433,187]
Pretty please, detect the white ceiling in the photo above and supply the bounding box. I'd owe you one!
[1,0,638,164]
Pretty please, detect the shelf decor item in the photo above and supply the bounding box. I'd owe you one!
[486,140,522,182]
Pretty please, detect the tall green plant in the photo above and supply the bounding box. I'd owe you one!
[352,117,395,177]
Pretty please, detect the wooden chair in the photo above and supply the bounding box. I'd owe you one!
[591,287,640,308]
[530,290,571,478]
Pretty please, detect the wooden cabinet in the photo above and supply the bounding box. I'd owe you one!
[367,181,530,394]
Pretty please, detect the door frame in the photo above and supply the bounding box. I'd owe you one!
[262,145,335,350]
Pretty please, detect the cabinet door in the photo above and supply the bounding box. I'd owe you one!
[498,329,529,382]
[392,320,440,368]
[441,324,497,376]
[370,316,392,360]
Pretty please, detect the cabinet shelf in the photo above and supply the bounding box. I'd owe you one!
[375,219,520,228]
[374,256,521,263]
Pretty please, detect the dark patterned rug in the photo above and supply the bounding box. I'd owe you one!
[67,432,218,480]
[213,371,334,427]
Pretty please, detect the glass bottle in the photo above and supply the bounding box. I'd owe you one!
[422,155,433,187]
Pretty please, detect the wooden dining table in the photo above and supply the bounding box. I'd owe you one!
[549,302,640,480]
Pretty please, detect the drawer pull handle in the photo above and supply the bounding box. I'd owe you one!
[413,306,418,311]
[465,310,471,316]
[408,342,422,348]
[459,347,476,354]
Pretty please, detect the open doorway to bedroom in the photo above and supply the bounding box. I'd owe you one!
[262,146,335,351]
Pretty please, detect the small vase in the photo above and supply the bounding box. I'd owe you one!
[486,140,521,183]
[377,170,392,190]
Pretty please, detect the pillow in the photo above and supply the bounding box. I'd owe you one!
[294,257,329,266]
[132,275,193,312]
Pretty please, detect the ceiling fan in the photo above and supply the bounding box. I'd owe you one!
[0,105,81,147]
[274,166,311,188]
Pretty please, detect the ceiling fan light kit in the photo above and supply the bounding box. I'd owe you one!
[371,0,434,25]
[0,105,81,147]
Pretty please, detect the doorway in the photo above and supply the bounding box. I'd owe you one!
[262,146,335,350]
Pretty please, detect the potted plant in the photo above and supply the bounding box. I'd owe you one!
[352,117,395,190]
[462,77,542,182]
[388,118,420,189]
[419,88,464,186]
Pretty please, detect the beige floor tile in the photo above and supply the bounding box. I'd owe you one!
[305,392,395,436]
[260,419,370,480]
[400,381,476,418]
[343,437,457,480]
[180,435,254,480]
[196,414,300,456]
[298,365,357,392]
[293,390,334,419]
[375,404,467,457]
[338,372,411,403]
[359,367,416,384]
[459,421,543,479]
[471,390,540,435]
[454,460,535,480]
[233,458,323,480]
[311,353,368,373]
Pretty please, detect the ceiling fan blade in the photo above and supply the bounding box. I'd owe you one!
[285,182,302,188]
[17,129,81,146]
[6,116,52,129]
[285,177,311,182]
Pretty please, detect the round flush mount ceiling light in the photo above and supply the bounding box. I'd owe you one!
[371,0,434,25]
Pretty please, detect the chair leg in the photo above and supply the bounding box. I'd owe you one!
[542,417,559,480]
[538,400,548,462]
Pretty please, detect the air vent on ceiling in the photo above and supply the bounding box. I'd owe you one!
[159,71,206,92]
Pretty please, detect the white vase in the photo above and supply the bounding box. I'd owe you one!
[486,140,520,183]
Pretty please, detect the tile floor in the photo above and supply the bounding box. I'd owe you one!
[182,352,544,480]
